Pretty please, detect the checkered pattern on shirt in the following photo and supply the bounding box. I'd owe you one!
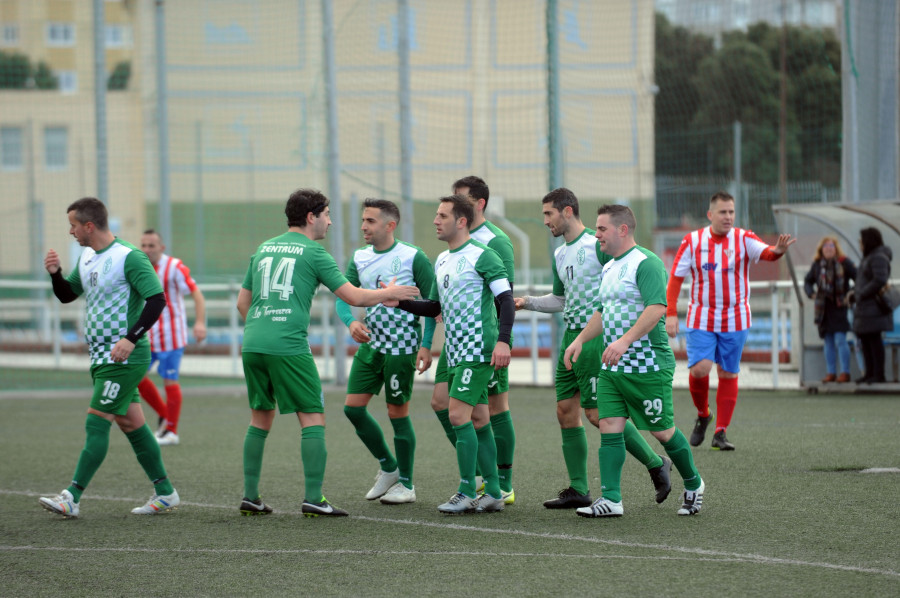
[599,248,662,374]
[78,243,135,364]
[554,229,606,329]
[353,242,422,355]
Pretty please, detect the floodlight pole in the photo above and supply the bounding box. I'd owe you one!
[93,0,108,205]
[398,0,414,243]
[155,0,172,242]
[547,0,562,191]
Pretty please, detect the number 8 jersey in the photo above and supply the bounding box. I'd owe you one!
[241,231,349,355]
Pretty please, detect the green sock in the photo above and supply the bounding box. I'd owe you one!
[242,426,269,500]
[560,426,589,495]
[623,419,663,469]
[125,424,174,496]
[435,408,457,447]
[67,414,112,502]
[452,422,478,498]
[490,410,515,492]
[599,433,626,503]
[661,429,701,491]
[344,405,397,472]
[390,416,416,489]
[476,424,501,499]
[301,425,327,502]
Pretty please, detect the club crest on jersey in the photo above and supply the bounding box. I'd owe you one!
[390,256,401,274]
[456,257,467,273]
[102,257,113,274]
[577,247,586,265]
[724,249,734,258]
[618,264,628,280]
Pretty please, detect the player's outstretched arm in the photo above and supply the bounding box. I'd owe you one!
[334,278,419,307]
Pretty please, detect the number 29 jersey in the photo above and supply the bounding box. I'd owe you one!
[241,231,348,355]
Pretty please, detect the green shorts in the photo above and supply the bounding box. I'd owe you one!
[346,343,416,405]
[595,368,675,431]
[555,328,604,408]
[90,362,145,416]
[242,352,324,415]
[437,348,506,396]
[448,362,495,407]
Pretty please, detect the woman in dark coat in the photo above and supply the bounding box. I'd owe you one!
[804,237,856,382]
[851,227,894,383]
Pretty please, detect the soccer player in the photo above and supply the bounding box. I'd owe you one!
[336,199,437,505]
[428,175,517,504]
[39,197,180,518]
[388,194,515,514]
[236,188,419,517]
[564,204,704,518]
[665,191,794,450]
[137,229,207,446]
[515,188,672,509]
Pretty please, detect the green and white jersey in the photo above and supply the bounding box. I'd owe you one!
[67,238,163,365]
[552,228,612,330]
[345,240,436,355]
[242,231,348,356]
[470,220,515,285]
[599,245,675,373]
[435,239,510,368]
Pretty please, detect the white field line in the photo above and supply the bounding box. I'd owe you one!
[2,489,897,579]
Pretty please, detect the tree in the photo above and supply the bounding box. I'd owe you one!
[0,51,31,88]
[33,61,58,89]
[108,61,131,90]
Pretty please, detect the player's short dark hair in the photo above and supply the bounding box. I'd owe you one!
[363,198,401,224]
[597,204,637,234]
[440,194,475,229]
[67,197,108,230]
[452,175,490,209]
[859,227,884,257]
[542,187,579,217]
[710,191,734,206]
[143,228,162,241]
[286,188,329,228]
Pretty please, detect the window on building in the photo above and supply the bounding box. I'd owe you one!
[1,127,24,170]
[1,23,19,47]
[46,23,75,47]
[105,24,132,48]
[44,127,68,170]
[57,71,77,93]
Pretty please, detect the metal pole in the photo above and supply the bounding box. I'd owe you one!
[845,1,860,204]
[155,0,172,241]
[195,120,205,277]
[734,121,747,225]
[93,0,108,205]
[771,283,779,388]
[398,0,414,243]
[322,0,346,383]
[778,0,787,205]
[547,0,562,190]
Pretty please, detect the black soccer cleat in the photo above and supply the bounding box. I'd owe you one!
[648,455,673,503]
[301,497,348,517]
[239,497,273,516]
[711,429,735,451]
[690,415,712,447]
[543,486,593,509]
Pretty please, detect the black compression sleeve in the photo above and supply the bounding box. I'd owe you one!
[49,270,79,303]
[496,290,515,345]
[124,293,166,344]
[396,298,442,318]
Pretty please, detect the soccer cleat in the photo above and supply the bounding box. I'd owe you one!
[576,497,624,518]
[365,468,400,500]
[39,489,79,518]
[677,479,705,515]
[501,489,515,505]
[648,455,673,504]
[131,490,180,514]
[239,497,273,516]
[690,415,712,447]
[301,497,348,517]
[475,493,505,513]
[711,430,735,451]
[543,486,593,509]
[379,483,416,504]
[156,430,180,446]
[437,492,478,514]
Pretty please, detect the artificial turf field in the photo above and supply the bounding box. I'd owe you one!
[1,376,897,597]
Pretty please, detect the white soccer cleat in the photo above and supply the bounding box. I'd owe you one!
[677,479,705,516]
[379,482,416,504]
[39,489,79,518]
[576,497,624,518]
[156,430,180,446]
[437,492,478,514]
[131,490,180,514]
[365,468,399,500]
[475,493,505,513]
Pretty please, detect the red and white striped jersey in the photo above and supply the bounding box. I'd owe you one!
[670,226,769,332]
[148,254,198,352]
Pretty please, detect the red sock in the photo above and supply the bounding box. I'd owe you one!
[688,375,710,418]
[164,384,183,434]
[715,376,739,431]
[138,378,167,420]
